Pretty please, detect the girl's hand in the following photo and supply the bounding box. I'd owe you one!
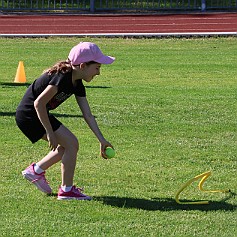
[46,131,58,151]
[100,141,114,159]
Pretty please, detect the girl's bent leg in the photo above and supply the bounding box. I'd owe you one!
[37,145,65,170]
[54,125,79,187]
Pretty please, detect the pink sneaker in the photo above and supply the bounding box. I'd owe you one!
[57,186,92,200]
[22,163,52,194]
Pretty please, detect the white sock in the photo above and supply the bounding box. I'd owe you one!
[34,163,44,174]
[61,185,72,192]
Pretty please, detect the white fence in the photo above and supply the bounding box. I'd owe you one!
[0,0,236,12]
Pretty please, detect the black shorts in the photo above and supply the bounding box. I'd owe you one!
[15,114,62,143]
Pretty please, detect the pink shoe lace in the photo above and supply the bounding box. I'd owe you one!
[72,186,84,194]
[31,173,50,185]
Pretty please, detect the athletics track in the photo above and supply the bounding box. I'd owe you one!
[0,13,236,37]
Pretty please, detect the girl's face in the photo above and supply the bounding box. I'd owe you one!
[81,63,101,82]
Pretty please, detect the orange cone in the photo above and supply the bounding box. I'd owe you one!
[14,61,26,83]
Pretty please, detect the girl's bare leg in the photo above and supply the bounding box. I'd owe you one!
[37,125,79,187]
[37,145,65,170]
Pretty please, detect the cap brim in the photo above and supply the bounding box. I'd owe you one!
[95,55,115,64]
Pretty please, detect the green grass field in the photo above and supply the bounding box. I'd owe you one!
[0,37,236,236]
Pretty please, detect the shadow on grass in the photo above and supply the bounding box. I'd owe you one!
[51,113,84,118]
[0,83,111,89]
[93,195,236,211]
[0,112,16,117]
[0,82,31,87]
[85,85,111,89]
[0,111,84,118]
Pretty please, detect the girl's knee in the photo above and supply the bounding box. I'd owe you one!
[55,126,79,152]
[57,145,65,154]
[70,135,79,151]
[64,134,79,152]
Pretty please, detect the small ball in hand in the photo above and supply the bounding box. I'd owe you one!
[105,147,115,159]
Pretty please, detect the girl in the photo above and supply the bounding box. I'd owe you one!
[15,42,115,200]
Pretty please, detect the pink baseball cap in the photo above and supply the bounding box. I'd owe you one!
[68,42,115,65]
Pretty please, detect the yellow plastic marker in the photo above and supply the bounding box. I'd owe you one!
[175,171,230,205]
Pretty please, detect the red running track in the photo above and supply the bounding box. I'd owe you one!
[0,13,237,35]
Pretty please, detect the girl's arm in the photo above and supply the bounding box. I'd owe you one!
[34,85,58,150]
[76,96,113,158]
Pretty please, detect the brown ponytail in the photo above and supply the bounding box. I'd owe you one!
[43,61,72,75]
